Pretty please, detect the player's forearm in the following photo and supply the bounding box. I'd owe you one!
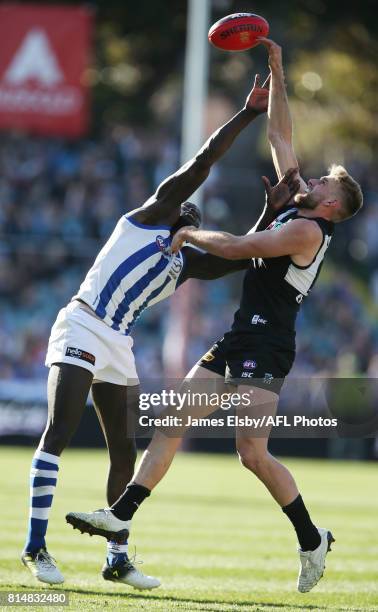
[180,228,244,260]
[189,253,248,280]
[267,65,293,143]
[196,107,258,167]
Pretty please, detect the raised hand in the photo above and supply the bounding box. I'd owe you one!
[262,167,300,211]
[245,73,271,115]
[258,37,283,74]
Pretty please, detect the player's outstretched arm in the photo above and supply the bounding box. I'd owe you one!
[259,37,307,193]
[172,218,322,261]
[133,74,269,226]
[179,247,249,282]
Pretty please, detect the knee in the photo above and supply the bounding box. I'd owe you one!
[237,443,269,476]
[40,424,72,455]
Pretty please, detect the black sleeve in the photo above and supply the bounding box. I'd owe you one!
[178,246,249,285]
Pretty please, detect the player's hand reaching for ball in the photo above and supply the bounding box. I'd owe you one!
[245,73,270,115]
[258,38,283,74]
[262,167,300,211]
[171,226,198,254]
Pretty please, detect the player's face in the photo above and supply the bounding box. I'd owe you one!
[294,176,339,210]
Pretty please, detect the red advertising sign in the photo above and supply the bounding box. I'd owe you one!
[0,4,92,138]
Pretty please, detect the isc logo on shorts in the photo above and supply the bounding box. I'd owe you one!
[65,346,96,365]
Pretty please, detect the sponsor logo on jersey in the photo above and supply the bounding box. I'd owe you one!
[263,372,274,385]
[268,220,284,231]
[251,314,267,325]
[156,235,171,258]
[202,351,215,362]
[243,360,257,369]
[296,293,304,304]
[241,371,254,378]
[65,346,95,365]
[168,256,183,281]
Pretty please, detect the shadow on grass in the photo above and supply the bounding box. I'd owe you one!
[59,587,365,611]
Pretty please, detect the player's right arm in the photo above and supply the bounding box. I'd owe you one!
[179,248,249,282]
[259,37,307,193]
[179,168,299,281]
[131,74,269,226]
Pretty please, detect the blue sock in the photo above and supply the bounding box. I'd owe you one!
[24,449,59,553]
[107,541,128,566]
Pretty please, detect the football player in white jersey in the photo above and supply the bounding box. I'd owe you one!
[66,40,363,594]
[21,73,299,588]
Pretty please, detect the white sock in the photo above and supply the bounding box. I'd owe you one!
[24,449,60,552]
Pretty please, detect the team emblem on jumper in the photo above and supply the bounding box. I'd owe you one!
[202,351,215,362]
[156,235,171,258]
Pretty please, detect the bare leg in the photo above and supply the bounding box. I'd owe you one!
[235,385,298,507]
[41,363,93,455]
[24,363,92,554]
[133,365,229,490]
[91,382,138,505]
[91,382,139,562]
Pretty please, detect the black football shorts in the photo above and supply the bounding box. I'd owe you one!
[198,336,295,395]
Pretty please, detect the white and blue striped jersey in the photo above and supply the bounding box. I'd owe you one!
[73,214,186,335]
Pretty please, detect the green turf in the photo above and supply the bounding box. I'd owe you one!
[0,447,377,611]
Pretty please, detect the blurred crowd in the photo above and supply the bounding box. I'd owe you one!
[0,128,377,383]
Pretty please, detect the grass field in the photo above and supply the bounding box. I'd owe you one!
[0,447,377,611]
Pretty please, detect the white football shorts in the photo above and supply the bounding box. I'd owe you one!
[45,300,139,386]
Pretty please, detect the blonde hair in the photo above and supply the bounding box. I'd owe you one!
[328,164,363,220]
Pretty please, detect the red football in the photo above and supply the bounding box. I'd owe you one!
[208,12,269,52]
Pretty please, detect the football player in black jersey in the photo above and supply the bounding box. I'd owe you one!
[66,40,363,593]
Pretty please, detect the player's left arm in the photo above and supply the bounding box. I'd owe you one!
[133,74,269,225]
[179,246,249,282]
[172,218,323,260]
